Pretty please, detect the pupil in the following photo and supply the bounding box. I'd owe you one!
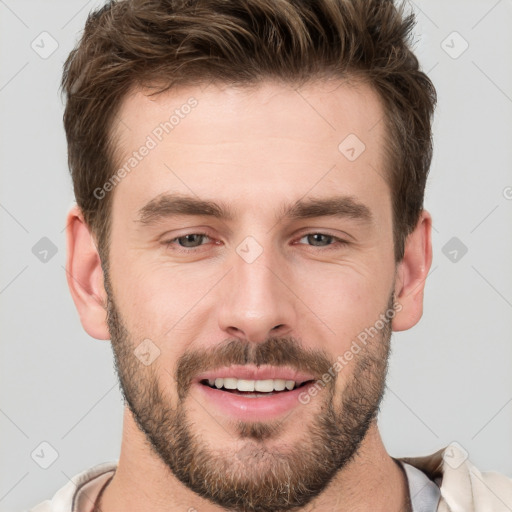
[180,234,202,247]
[309,234,330,246]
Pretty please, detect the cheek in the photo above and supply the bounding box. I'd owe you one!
[111,257,224,339]
[292,260,392,334]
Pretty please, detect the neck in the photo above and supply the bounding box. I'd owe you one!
[99,407,410,512]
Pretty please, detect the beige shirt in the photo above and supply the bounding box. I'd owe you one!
[29,444,512,512]
[402,444,512,511]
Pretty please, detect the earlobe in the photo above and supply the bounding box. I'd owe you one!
[392,210,433,332]
[65,205,110,340]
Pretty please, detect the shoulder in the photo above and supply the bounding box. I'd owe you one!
[27,461,117,512]
[401,443,512,512]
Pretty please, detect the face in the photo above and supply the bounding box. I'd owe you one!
[105,79,398,511]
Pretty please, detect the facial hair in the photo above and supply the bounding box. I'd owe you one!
[104,272,393,512]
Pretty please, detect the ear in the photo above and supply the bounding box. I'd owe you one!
[392,210,433,332]
[65,205,110,340]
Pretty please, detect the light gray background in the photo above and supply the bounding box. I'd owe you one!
[1,0,511,510]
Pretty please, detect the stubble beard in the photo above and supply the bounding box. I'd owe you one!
[104,272,392,512]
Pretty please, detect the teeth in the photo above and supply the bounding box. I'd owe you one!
[254,379,274,392]
[237,379,255,392]
[207,378,299,392]
[273,379,286,391]
[223,378,238,390]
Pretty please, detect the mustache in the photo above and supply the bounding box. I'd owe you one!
[175,337,334,400]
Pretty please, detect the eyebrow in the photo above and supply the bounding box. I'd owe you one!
[136,194,236,225]
[136,193,373,226]
[280,196,373,224]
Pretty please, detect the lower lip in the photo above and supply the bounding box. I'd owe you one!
[194,382,314,421]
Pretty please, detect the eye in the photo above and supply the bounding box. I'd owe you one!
[298,233,339,247]
[164,233,212,248]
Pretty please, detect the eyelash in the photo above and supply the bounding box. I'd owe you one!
[162,232,349,253]
[162,232,214,252]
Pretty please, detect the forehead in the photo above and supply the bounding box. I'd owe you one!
[110,79,389,220]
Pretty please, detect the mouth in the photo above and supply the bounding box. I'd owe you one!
[193,366,318,421]
[200,377,314,397]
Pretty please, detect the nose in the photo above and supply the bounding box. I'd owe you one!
[217,246,297,343]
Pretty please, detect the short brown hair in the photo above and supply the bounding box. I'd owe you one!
[61,0,436,266]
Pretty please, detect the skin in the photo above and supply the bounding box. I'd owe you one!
[66,79,432,511]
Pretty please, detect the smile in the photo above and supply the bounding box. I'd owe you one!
[194,365,318,420]
[201,377,313,395]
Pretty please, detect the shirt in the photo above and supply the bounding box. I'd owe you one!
[402,460,441,511]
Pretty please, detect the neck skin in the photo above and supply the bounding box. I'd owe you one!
[99,407,410,512]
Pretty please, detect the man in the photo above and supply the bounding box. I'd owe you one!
[30,0,512,511]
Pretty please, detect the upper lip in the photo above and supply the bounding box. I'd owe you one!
[194,365,316,385]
